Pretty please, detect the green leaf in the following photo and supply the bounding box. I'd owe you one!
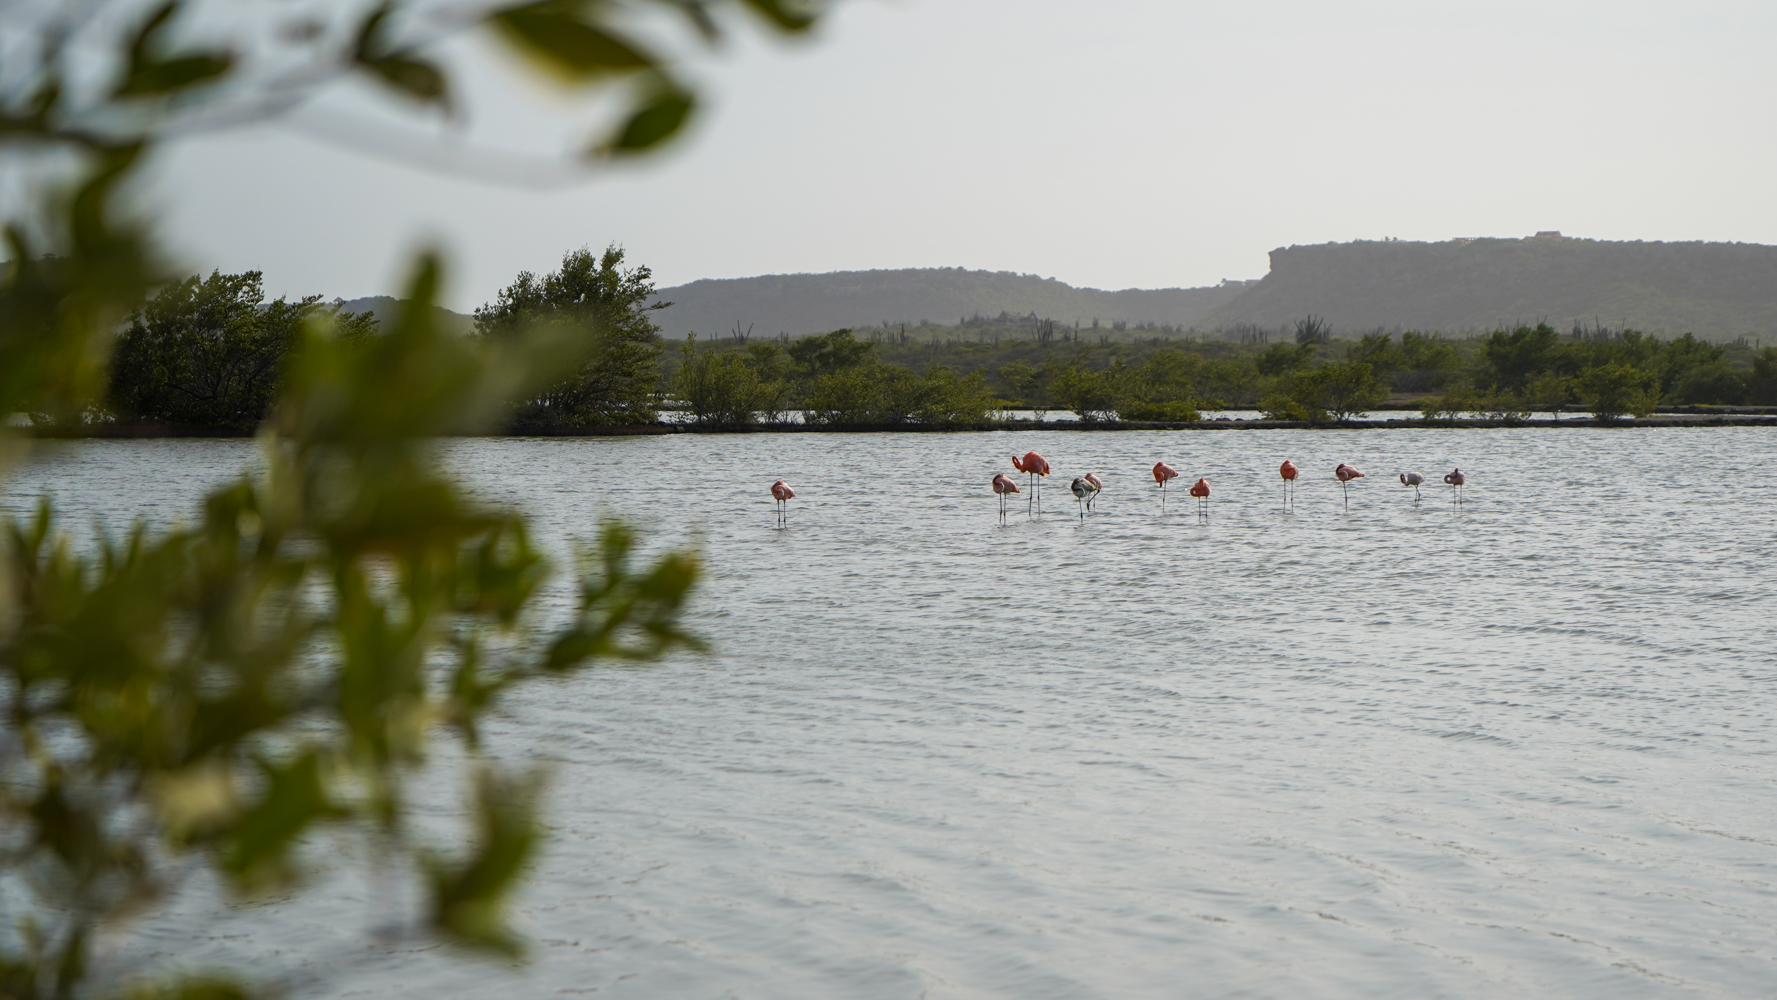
[220,752,338,889]
[425,768,542,956]
[364,55,448,104]
[597,85,696,155]
[113,1,234,98]
[492,3,655,80]
[352,2,450,107]
[739,0,819,32]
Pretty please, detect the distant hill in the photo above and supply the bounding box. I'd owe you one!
[335,296,473,335]
[649,268,1250,338]
[1200,237,1777,337]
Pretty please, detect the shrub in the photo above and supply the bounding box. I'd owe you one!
[1750,348,1777,405]
[1259,393,1316,421]
[1672,360,1748,405]
[1576,363,1660,419]
[110,271,371,429]
[802,363,990,426]
[1049,361,1132,421]
[678,335,766,426]
[475,245,666,427]
[1120,400,1202,421]
[805,366,879,424]
[1416,385,1528,422]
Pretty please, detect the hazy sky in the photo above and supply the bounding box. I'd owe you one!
[149,0,1777,310]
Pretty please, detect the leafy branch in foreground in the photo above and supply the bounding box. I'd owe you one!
[0,260,703,998]
[0,1,836,998]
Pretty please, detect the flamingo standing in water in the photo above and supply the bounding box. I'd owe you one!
[1334,463,1365,504]
[991,472,1021,522]
[770,480,795,526]
[1070,477,1093,521]
[1083,472,1104,511]
[1279,460,1299,506]
[1444,467,1467,503]
[1011,451,1051,515]
[1153,462,1179,506]
[1399,471,1425,499]
[1189,477,1211,519]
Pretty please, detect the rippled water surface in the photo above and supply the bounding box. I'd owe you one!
[6,429,1776,999]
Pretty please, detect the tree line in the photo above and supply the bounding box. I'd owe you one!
[81,253,1777,433]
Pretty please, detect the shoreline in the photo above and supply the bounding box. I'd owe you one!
[27,413,1777,439]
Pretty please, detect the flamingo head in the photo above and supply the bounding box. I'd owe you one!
[1084,473,1103,492]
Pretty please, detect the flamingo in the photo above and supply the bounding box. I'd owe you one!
[1444,467,1467,503]
[1083,472,1103,511]
[770,479,795,525]
[1399,471,1425,499]
[1070,477,1092,521]
[1153,462,1178,506]
[1011,451,1050,515]
[1279,460,1299,505]
[1188,477,1210,519]
[991,472,1020,521]
[1334,463,1364,504]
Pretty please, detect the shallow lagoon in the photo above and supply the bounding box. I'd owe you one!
[6,428,1775,999]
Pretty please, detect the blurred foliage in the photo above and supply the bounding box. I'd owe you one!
[2,263,704,998]
[0,0,825,995]
[475,246,667,427]
[109,272,377,430]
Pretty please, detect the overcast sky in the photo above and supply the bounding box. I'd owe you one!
[148,0,1777,311]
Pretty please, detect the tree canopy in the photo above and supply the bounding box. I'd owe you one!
[475,246,669,427]
[109,271,375,428]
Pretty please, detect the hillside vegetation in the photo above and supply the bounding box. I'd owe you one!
[651,267,1249,338]
[1202,238,1777,337]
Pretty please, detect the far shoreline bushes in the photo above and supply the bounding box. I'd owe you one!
[85,254,1777,432]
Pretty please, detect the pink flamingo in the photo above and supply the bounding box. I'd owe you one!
[1444,467,1467,503]
[1083,472,1103,511]
[991,472,1020,520]
[770,479,795,525]
[1279,460,1299,505]
[1011,451,1050,515]
[1334,463,1364,504]
[1188,477,1210,518]
[1153,462,1178,506]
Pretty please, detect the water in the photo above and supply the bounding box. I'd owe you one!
[5,429,1775,999]
[659,408,1600,423]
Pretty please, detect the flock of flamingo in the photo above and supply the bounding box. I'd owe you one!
[770,456,1469,525]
